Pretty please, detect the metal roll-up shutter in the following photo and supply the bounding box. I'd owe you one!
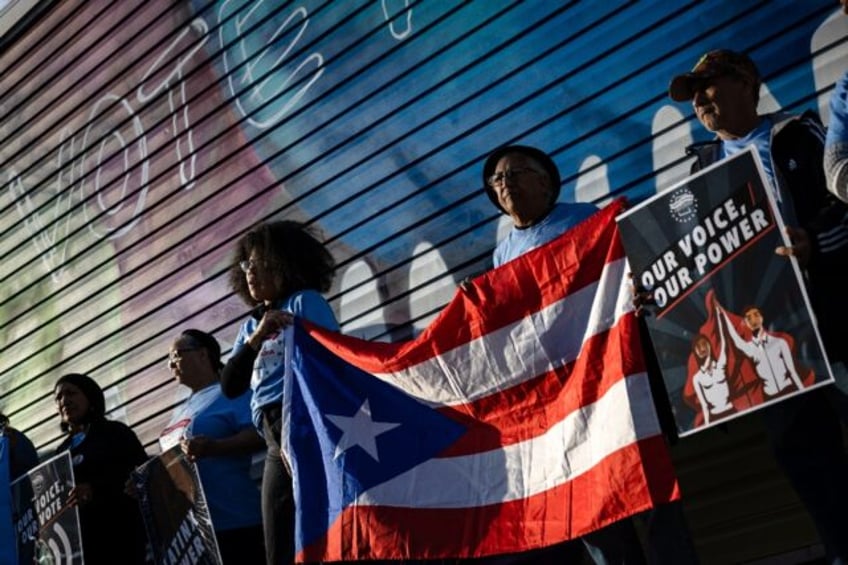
[1,1,846,561]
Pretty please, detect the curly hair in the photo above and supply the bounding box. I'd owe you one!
[228,220,336,306]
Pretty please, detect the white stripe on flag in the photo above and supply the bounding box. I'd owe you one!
[354,371,658,508]
[372,257,633,405]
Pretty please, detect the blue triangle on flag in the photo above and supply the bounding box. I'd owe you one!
[287,325,467,551]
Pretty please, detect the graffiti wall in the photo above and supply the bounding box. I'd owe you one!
[0,0,845,457]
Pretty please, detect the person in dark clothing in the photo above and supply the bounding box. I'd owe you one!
[0,411,38,481]
[669,48,848,564]
[54,373,148,565]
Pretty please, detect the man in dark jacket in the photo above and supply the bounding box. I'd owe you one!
[669,49,848,564]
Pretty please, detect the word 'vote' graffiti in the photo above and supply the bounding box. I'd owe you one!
[4,0,415,282]
[5,17,209,282]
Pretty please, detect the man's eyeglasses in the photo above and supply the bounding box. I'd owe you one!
[486,167,541,188]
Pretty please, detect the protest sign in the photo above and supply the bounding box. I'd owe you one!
[11,451,83,564]
[133,445,221,565]
[616,147,833,436]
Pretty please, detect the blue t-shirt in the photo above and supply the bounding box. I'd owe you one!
[231,289,340,430]
[721,116,802,226]
[828,69,848,145]
[493,202,599,267]
[720,117,788,206]
[160,384,261,531]
[826,70,848,200]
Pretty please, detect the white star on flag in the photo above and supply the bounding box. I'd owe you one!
[325,399,401,462]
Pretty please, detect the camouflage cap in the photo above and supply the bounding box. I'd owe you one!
[668,49,760,102]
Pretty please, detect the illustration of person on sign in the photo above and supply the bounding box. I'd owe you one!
[719,304,807,398]
[683,291,815,429]
[689,329,733,426]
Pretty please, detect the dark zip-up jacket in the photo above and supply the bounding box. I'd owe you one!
[686,111,848,364]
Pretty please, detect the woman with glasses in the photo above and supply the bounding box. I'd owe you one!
[221,220,338,565]
[161,329,265,564]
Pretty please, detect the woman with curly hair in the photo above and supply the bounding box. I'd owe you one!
[221,220,338,565]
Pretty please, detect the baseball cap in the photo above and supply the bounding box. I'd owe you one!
[668,49,760,102]
[482,145,561,213]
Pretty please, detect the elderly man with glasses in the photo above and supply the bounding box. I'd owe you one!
[477,145,698,565]
[483,145,597,269]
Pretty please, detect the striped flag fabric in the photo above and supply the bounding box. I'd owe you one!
[282,200,680,562]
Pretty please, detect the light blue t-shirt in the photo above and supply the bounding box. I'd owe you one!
[160,384,261,531]
[493,202,599,267]
[721,116,801,226]
[827,69,848,145]
[826,70,848,200]
[231,289,340,431]
[721,117,781,197]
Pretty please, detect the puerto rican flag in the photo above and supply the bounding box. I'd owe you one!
[282,200,679,562]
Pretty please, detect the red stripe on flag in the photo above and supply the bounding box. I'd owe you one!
[298,435,678,562]
[306,201,627,372]
[439,312,645,454]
